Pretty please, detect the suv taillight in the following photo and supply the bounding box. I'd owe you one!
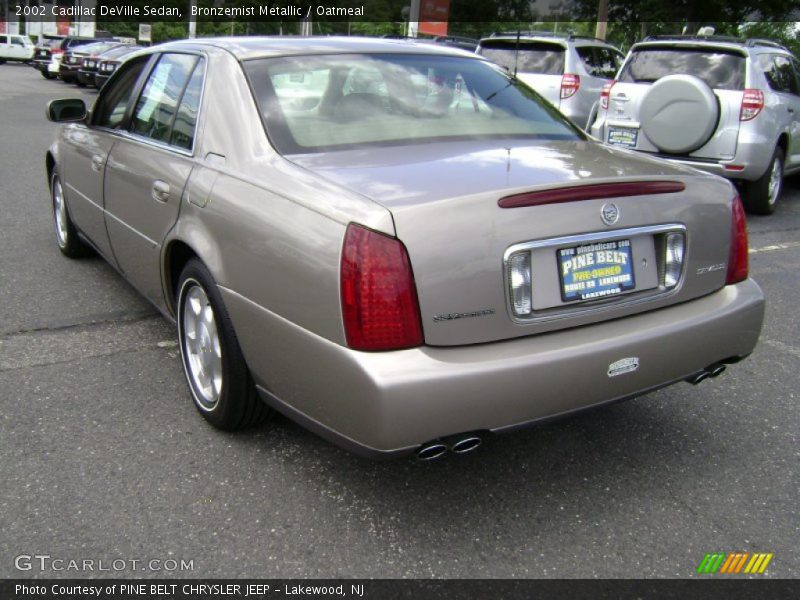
[560,73,580,99]
[726,195,748,285]
[600,81,615,110]
[340,224,423,351]
[51,48,63,55]
[740,89,764,121]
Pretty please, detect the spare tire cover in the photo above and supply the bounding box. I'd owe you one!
[639,74,719,154]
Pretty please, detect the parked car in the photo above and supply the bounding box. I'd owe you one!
[33,36,99,80]
[77,42,135,87]
[61,41,124,84]
[477,31,624,129]
[0,34,35,64]
[93,44,143,88]
[45,37,764,459]
[591,35,800,215]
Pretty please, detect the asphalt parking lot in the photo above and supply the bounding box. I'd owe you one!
[0,62,798,579]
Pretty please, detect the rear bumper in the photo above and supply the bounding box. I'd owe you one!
[225,279,765,458]
[590,121,775,182]
[34,59,60,74]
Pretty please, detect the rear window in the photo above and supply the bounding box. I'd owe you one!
[478,41,565,75]
[619,47,745,90]
[244,53,583,154]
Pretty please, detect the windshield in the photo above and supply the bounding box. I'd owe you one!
[244,53,582,154]
[618,47,745,90]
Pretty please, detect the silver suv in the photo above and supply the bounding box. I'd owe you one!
[591,36,800,214]
[477,32,624,130]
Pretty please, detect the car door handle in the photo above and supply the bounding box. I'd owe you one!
[91,155,105,172]
[151,180,170,203]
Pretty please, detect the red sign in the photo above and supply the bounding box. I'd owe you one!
[419,0,449,37]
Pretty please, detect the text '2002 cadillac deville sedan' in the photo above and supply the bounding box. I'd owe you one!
[45,37,764,460]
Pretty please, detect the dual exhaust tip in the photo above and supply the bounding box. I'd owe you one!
[416,433,482,461]
[686,362,727,385]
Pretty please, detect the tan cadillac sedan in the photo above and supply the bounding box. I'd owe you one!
[45,37,764,460]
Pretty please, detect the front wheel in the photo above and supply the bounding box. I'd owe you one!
[743,147,784,215]
[51,171,90,258]
[177,259,271,430]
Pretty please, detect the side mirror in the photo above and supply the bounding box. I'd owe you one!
[46,98,87,122]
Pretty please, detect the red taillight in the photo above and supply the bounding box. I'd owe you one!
[726,195,748,285]
[51,48,63,55]
[600,80,615,110]
[560,73,580,99]
[340,224,423,351]
[740,89,764,121]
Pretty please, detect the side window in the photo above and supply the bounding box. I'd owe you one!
[577,47,620,79]
[169,59,205,150]
[793,58,800,92]
[759,54,799,95]
[0,36,7,45]
[93,56,150,129]
[130,53,199,144]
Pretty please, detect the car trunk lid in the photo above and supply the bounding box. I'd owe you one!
[290,140,736,346]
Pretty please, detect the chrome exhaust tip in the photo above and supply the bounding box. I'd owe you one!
[687,371,710,385]
[450,435,482,454]
[708,363,726,378]
[416,441,448,461]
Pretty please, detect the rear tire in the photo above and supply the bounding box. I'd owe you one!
[743,147,784,215]
[41,70,55,79]
[177,258,271,431]
[51,171,90,258]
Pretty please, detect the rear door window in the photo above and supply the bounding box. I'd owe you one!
[169,60,205,150]
[479,41,565,75]
[757,54,799,95]
[576,46,623,79]
[130,53,199,145]
[618,47,745,90]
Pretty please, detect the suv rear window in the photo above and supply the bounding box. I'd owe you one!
[618,47,745,90]
[479,41,565,75]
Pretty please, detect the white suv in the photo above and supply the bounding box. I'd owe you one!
[0,34,35,64]
[591,36,800,214]
[477,32,624,130]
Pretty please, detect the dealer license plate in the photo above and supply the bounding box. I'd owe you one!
[607,127,638,148]
[558,239,635,302]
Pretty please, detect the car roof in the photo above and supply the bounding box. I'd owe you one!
[154,36,483,61]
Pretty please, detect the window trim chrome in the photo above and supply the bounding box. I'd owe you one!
[502,223,688,324]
